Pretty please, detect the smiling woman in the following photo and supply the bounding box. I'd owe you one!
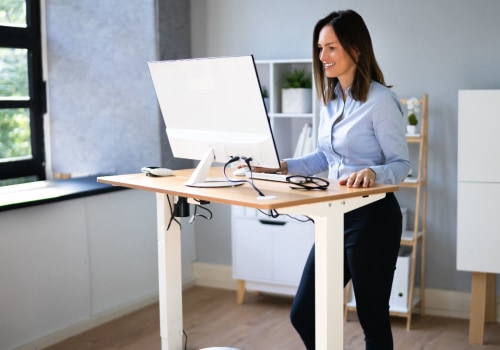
[0,0,45,186]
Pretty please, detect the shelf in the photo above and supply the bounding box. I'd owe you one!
[400,180,419,188]
[256,58,312,64]
[269,112,315,118]
[406,133,421,137]
[389,296,421,316]
[401,230,423,244]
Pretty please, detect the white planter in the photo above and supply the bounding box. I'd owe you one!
[281,88,312,114]
[406,125,417,135]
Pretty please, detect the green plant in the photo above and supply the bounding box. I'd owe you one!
[408,113,418,126]
[283,69,312,89]
[261,85,269,98]
[406,97,419,125]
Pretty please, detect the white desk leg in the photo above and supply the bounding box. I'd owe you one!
[282,193,385,350]
[314,203,345,350]
[156,193,183,349]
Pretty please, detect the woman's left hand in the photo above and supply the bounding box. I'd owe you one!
[339,168,376,188]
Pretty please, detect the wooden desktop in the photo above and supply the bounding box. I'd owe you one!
[98,168,398,349]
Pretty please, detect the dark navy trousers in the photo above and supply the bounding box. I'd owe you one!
[290,192,402,350]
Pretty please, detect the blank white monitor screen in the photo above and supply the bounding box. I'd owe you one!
[148,55,280,186]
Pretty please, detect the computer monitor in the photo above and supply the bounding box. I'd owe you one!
[148,55,280,187]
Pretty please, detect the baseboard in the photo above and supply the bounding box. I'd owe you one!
[192,261,238,290]
[13,293,159,350]
[192,262,500,322]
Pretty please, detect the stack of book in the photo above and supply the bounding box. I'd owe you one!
[293,123,314,157]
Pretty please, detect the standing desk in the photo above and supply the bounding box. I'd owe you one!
[98,168,398,349]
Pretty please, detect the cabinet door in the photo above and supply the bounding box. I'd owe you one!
[232,217,274,281]
[458,90,500,182]
[232,216,314,285]
[273,221,314,285]
[457,182,500,273]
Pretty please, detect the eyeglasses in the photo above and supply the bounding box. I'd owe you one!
[286,175,329,190]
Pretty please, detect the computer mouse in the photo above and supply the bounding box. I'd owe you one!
[150,168,173,176]
[141,166,174,177]
[233,167,250,176]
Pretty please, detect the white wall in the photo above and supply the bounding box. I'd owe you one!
[190,0,500,294]
[45,0,160,177]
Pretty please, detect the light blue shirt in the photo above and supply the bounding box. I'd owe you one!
[286,82,410,184]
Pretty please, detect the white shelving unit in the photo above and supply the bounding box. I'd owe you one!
[231,59,319,304]
[255,59,318,159]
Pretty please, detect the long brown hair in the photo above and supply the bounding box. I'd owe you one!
[312,10,388,104]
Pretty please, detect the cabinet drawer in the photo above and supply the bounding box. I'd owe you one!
[232,216,314,286]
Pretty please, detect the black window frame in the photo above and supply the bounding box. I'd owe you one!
[0,0,46,182]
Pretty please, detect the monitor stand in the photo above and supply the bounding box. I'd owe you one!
[185,147,244,188]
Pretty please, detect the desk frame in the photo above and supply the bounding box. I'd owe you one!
[99,169,397,349]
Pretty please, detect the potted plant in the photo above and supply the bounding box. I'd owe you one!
[406,97,420,135]
[281,68,313,114]
[261,85,270,111]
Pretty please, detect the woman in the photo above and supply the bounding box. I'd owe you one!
[257,9,410,350]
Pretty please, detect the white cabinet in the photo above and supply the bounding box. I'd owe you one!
[232,208,314,299]
[0,190,159,350]
[457,89,499,344]
[457,90,500,273]
[231,59,318,303]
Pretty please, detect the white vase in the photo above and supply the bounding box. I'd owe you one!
[281,88,312,114]
[406,125,417,135]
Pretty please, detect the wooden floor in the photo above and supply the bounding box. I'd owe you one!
[44,286,500,350]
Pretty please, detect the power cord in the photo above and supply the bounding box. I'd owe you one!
[222,156,271,199]
[257,208,313,223]
[189,199,213,224]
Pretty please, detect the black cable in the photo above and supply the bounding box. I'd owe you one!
[223,156,268,197]
[189,202,213,223]
[286,214,314,223]
[257,208,280,218]
[183,329,188,350]
[166,195,181,230]
[256,209,314,223]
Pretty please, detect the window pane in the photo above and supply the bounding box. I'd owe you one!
[0,108,32,161]
[0,48,29,98]
[0,175,38,187]
[0,0,27,27]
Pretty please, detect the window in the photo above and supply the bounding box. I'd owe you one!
[0,0,45,186]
